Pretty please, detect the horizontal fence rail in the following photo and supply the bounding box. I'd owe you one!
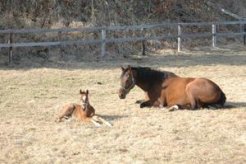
[0,20,246,64]
[1,32,246,48]
[1,20,245,34]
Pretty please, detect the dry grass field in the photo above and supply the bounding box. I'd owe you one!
[0,46,245,163]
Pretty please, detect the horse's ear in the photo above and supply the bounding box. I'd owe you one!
[86,90,89,95]
[121,66,125,72]
[80,89,83,94]
[128,65,132,73]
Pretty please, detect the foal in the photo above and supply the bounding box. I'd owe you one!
[57,90,112,127]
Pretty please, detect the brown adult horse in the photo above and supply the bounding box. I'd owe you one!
[57,90,112,127]
[118,66,226,110]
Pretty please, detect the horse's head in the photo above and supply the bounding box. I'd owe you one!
[80,89,89,110]
[119,65,136,99]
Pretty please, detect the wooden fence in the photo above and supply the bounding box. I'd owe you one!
[0,20,246,64]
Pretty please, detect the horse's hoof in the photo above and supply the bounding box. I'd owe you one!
[140,103,145,108]
[168,105,179,112]
[136,100,144,104]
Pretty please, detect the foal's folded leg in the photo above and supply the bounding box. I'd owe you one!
[90,118,101,127]
[56,104,75,122]
[92,116,112,127]
[97,116,113,127]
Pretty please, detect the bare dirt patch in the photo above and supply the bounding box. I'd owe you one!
[0,47,245,163]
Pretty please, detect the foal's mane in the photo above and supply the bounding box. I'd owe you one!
[130,66,177,84]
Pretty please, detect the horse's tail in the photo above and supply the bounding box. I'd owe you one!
[218,91,226,106]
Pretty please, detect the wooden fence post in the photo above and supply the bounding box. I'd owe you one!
[58,31,65,58]
[239,20,243,43]
[178,24,181,52]
[101,29,106,57]
[141,28,146,56]
[8,33,13,65]
[242,22,246,45]
[212,24,216,48]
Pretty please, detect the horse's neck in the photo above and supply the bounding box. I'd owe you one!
[135,76,163,91]
[135,81,150,91]
[135,72,175,91]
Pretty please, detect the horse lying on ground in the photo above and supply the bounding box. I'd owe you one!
[119,66,226,111]
[57,90,112,127]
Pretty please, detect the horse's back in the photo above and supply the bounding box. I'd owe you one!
[163,77,226,109]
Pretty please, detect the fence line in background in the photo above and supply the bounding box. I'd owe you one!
[1,32,245,48]
[0,20,245,34]
[0,20,246,64]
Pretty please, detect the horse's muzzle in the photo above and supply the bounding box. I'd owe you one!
[119,94,126,99]
[118,88,126,99]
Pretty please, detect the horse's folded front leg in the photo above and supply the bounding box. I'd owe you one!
[140,100,153,108]
[137,92,150,105]
[135,100,145,104]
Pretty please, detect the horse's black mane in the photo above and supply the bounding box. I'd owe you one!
[131,66,177,84]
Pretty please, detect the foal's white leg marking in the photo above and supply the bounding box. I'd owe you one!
[168,105,179,112]
[90,119,101,127]
[92,116,113,127]
[98,117,113,127]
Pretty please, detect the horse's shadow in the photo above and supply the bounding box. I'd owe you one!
[225,101,246,108]
[135,100,246,111]
[200,101,246,111]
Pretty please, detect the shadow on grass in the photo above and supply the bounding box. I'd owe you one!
[96,114,128,121]
[226,101,246,108]
[196,101,246,111]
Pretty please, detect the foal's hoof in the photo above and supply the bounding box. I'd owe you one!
[55,118,62,122]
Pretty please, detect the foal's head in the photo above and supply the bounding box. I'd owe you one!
[80,89,89,109]
[119,65,136,99]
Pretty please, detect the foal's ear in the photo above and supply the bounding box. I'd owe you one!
[86,90,89,95]
[79,89,83,94]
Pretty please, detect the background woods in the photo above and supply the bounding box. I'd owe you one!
[0,1,245,64]
[2,0,246,29]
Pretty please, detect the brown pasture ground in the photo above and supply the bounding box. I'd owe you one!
[0,46,245,163]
